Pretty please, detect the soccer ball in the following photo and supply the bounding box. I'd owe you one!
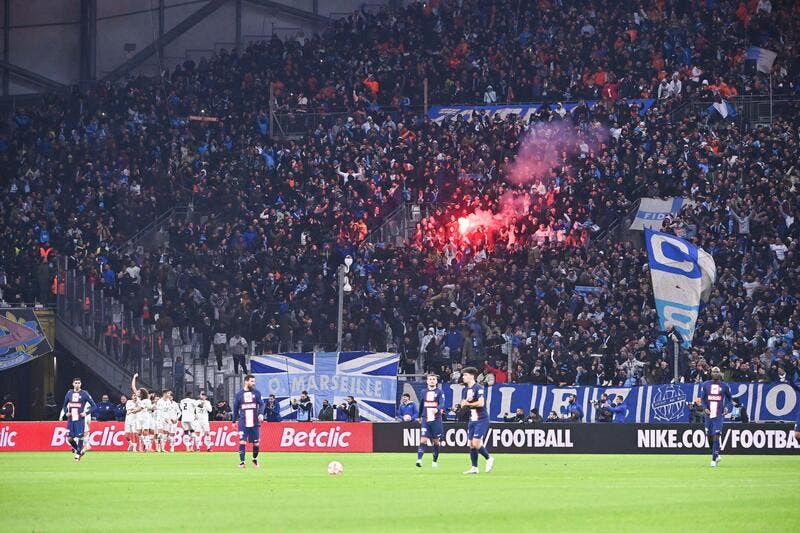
[327,461,344,475]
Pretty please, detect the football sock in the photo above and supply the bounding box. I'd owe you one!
[711,436,720,459]
[75,437,83,453]
[239,444,246,463]
[478,446,490,459]
[470,448,478,468]
[417,444,426,460]
[253,445,259,459]
[432,444,439,461]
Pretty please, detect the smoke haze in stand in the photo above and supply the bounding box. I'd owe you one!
[506,120,607,186]
[455,119,608,246]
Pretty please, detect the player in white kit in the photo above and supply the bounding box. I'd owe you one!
[167,392,181,452]
[194,391,213,452]
[179,392,197,451]
[124,394,140,452]
[154,391,170,452]
[82,401,93,452]
[132,374,154,452]
[138,392,154,452]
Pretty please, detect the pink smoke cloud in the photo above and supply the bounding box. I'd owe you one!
[506,120,607,186]
[451,119,608,249]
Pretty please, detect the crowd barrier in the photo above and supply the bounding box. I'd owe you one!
[375,422,800,455]
[404,382,800,423]
[2,421,798,454]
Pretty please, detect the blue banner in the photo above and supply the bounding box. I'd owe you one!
[251,352,399,421]
[630,197,693,230]
[404,383,799,423]
[428,99,655,122]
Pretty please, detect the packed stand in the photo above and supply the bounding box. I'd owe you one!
[0,0,798,386]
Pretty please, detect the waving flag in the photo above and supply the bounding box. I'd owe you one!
[630,197,694,230]
[251,351,400,421]
[707,99,737,119]
[645,229,716,348]
[746,47,777,74]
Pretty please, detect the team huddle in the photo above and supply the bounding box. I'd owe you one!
[124,374,214,453]
[60,369,800,469]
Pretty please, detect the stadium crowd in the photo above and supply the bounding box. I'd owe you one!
[1,0,799,389]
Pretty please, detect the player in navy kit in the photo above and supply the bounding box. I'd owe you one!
[459,367,494,474]
[231,374,264,468]
[700,366,732,467]
[416,374,445,468]
[59,377,97,461]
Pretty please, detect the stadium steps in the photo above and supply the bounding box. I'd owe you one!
[55,316,149,397]
[166,330,238,403]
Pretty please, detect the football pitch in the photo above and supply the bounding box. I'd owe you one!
[1,452,798,532]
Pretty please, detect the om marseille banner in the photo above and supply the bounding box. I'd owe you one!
[645,229,716,348]
[251,352,400,421]
[428,99,655,123]
[405,382,799,424]
[0,309,53,371]
[629,198,693,230]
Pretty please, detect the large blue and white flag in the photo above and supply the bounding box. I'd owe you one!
[707,99,737,119]
[645,229,716,348]
[746,47,777,74]
[250,351,400,421]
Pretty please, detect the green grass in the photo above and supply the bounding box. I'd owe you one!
[0,452,798,532]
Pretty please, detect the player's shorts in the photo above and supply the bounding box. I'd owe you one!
[137,415,154,431]
[467,419,490,442]
[238,423,260,443]
[704,416,723,435]
[194,420,210,433]
[420,419,444,440]
[124,416,137,433]
[181,420,195,432]
[67,419,86,437]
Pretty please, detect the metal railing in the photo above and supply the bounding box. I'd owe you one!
[55,256,239,404]
[360,203,411,248]
[360,202,450,249]
[667,95,800,124]
[114,205,191,254]
[269,106,427,139]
